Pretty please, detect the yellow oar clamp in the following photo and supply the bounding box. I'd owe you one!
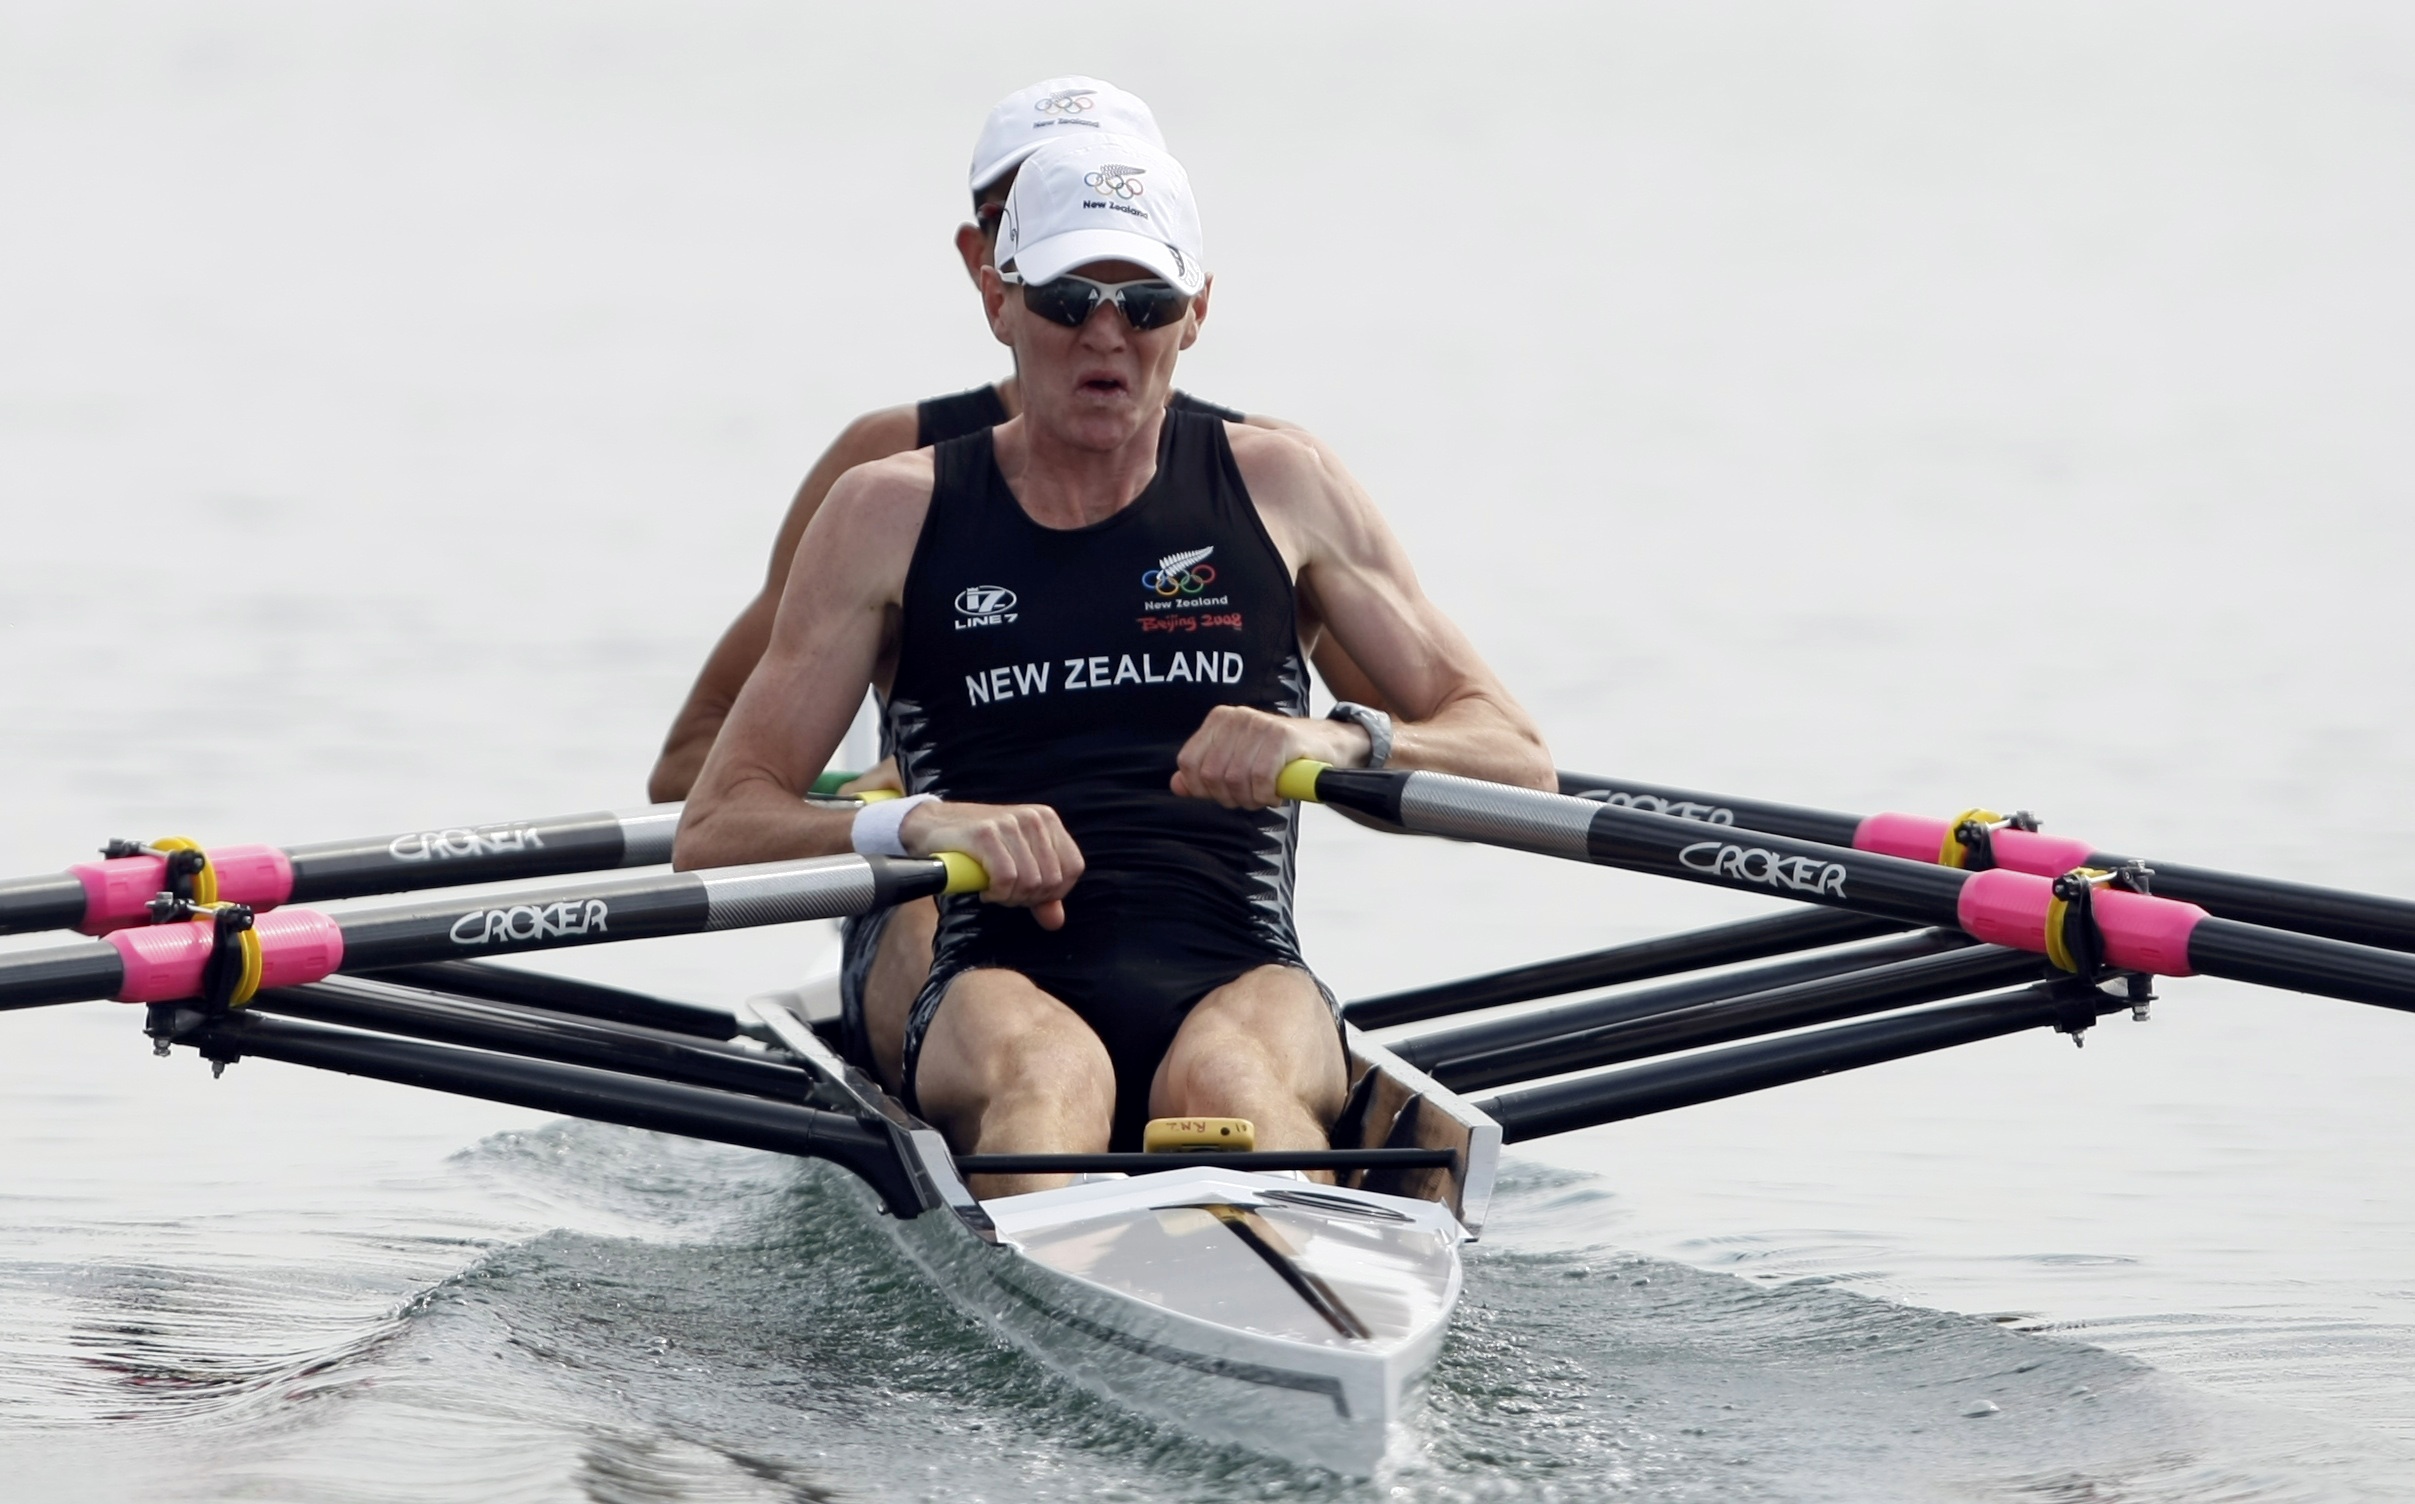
[150,836,217,906]
[2043,861,2160,983]
[1937,809,2003,869]
[197,903,264,1010]
[1143,1117,1256,1153]
[1938,807,2044,870]
[1275,759,1328,804]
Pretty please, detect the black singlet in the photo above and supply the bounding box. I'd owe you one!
[840,384,1252,1076]
[886,410,1318,1147]
[914,383,1244,449]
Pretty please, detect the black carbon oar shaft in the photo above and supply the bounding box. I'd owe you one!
[3,805,683,938]
[1558,769,2415,954]
[1280,763,2415,1015]
[0,852,974,1011]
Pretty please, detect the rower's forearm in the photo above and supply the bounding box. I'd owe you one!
[672,776,857,870]
[1389,695,1555,791]
[647,722,719,804]
[649,597,778,803]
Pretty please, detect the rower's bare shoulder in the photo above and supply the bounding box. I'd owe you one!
[814,448,938,550]
[1225,421,1341,497]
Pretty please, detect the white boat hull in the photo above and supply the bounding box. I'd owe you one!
[890,1166,1464,1473]
[744,997,1497,1473]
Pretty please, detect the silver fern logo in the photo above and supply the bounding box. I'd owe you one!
[1142,546,1217,597]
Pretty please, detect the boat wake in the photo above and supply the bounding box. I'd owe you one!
[2,1123,2408,1502]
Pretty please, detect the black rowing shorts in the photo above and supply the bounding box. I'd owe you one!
[900,891,1338,1152]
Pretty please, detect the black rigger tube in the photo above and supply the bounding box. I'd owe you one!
[355,960,742,1040]
[1387,927,1970,1074]
[178,1010,929,1217]
[1343,907,1909,1029]
[1474,981,2133,1144]
[250,975,817,1106]
[1411,942,2049,1094]
[1277,762,2415,1015]
[1557,768,2415,955]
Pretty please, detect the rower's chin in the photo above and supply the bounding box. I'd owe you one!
[1053,394,1149,452]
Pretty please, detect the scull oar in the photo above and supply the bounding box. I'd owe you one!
[1277,760,2415,1015]
[1556,768,2415,953]
[0,850,984,1013]
[0,772,873,939]
[0,805,681,938]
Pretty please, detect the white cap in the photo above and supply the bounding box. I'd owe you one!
[998,136,1207,296]
[969,76,1166,194]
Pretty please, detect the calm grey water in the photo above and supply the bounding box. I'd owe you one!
[3,2,2412,1497]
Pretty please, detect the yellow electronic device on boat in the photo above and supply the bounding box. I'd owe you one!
[1142,1117,1256,1153]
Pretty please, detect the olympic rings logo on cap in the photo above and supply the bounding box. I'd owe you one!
[1084,165,1146,201]
[1035,90,1097,116]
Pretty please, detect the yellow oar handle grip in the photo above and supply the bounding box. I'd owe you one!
[854,788,903,804]
[936,851,989,895]
[1276,759,1330,804]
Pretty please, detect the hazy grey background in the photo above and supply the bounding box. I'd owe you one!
[3,2,2412,1498]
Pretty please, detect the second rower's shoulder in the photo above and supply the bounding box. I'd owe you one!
[827,402,923,468]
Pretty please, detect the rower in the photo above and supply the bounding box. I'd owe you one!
[673,135,1551,1193]
[646,76,1389,1094]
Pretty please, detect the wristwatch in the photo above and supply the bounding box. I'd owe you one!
[1326,701,1394,770]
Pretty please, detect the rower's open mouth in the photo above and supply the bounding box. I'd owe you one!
[1078,374,1129,396]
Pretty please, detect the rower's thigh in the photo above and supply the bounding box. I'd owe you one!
[863,897,937,1091]
[915,969,1113,1129]
[1154,966,1346,1122]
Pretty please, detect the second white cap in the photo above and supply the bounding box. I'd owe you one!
[969,76,1166,194]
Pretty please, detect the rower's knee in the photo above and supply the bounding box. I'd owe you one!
[1155,971,1345,1130]
[990,1003,1113,1105]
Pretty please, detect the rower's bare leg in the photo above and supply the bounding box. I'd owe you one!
[1152,965,1347,1179]
[915,968,1113,1198]
[862,896,937,1092]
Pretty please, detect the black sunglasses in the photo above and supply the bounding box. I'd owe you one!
[1000,271,1192,332]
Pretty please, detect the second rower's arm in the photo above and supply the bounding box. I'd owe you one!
[1172,429,1555,807]
[672,454,1084,924]
[647,406,920,803]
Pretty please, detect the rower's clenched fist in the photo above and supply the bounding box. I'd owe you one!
[899,800,1084,930]
[1172,705,1373,809]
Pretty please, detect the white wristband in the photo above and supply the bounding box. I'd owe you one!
[850,793,938,858]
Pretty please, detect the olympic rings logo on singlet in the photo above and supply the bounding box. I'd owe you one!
[1142,546,1216,596]
[1085,165,1146,201]
[1035,90,1096,116]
